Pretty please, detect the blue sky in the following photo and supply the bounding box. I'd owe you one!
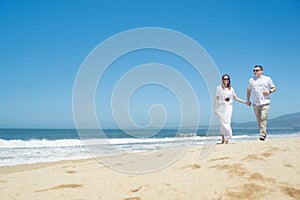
[0,0,299,128]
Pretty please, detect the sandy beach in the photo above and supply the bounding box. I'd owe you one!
[1,137,300,200]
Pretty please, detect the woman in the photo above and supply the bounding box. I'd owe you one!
[215,74,247,144]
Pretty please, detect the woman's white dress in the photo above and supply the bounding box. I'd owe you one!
[216,85,236,139]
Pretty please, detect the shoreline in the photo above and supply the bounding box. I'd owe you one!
[1,137,300,199]
[1,136,300,170]
[2,133,300,168]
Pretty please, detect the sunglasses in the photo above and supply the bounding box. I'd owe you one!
[253,69,261,72]
[223,78,230,80]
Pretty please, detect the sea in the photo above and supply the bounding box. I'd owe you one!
[1,128,300,167]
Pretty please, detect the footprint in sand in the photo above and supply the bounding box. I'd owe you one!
[210,163,277,184]
[178,163,201,170]
[243,147,283,162]
[280,185,300,199]
[247,151,274,160]
[248,172,265,182]
[242,154,266,161]
[248,172,276,184]
[267,146,280,152]
[210,163,248,177]
[261,152,273,158]
[131,185,142,193]
[283,162,294,168]
[123,197,141,200]
[130,184,150,193]
[35,184,82,192]
[66,170,77,174]
[225,183,269,200]
[208,156,231,162]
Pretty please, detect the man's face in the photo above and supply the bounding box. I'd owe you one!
[253,67,263,77]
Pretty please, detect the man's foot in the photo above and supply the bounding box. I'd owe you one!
[225,139,229,144]
[259,135,266,141]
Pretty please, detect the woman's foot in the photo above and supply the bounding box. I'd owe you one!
[221,135,225,144]
[225,139,229,144]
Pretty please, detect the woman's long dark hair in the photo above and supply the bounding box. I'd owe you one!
[222,74,231,89]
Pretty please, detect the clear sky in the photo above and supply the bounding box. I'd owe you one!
[0,0,299,128]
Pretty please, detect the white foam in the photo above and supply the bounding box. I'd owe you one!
[0,137,198,149]
[0,146,92,166]
[0,139,84,148]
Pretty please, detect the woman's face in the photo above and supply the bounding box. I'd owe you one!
[223,76,230,85]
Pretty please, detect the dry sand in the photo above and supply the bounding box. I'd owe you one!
[1,137,300,200]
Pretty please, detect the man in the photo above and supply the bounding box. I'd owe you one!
[246,65,276,141]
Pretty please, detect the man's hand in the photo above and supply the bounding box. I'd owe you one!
[263,89,270,96]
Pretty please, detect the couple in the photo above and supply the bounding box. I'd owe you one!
[214,65,276,144]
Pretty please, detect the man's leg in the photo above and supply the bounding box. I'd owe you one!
[260,104,270,138]
[254,106,261,130]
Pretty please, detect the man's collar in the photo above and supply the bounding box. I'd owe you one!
[254,75,263,79]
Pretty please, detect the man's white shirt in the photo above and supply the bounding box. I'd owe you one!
[248,75,275,107]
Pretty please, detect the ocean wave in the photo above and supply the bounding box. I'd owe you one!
[0,137,197,149]
[2,132,300,149]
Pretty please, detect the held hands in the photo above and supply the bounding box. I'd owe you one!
[246,101,251,106]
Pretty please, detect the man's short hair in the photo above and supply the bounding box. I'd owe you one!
[254,65,263,71]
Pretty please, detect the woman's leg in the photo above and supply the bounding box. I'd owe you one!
[223,104,233,143]
[221,134,225,144]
